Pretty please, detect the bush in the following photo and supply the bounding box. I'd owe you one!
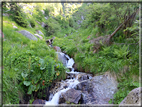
[14,15,28,28]
[13,6,28,28]
[44,17,61,36]
[30,19,36,28]
[44,8,49,16]
[68,17,75,27]
[55,15,69,29]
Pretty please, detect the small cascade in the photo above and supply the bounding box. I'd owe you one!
[66,58,74,68]
[45,52,81,105]
[45,88,70,105]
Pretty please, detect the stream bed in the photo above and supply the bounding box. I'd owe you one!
[44,52,118,105]
[45,52,82,105]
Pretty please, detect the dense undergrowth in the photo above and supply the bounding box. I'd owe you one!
[2,2,140,104]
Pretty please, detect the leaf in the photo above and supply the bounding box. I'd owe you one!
[39,58,46,70]
[21,72,28,78]
[14,68,19,71]
[23,81,31,86]
[27,85,36,94]
[36,84,40,91]
[133,82,139,87]
[37,73,41,79]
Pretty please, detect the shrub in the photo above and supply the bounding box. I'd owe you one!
[13,5,28,28]
[14,14,28,28]
[44,17,61,36]
[44,8,49,16]
[3,38,66,103]
[68,17,75,27]
[30,19,36,28]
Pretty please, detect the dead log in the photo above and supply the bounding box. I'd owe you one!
[89,8,139,53]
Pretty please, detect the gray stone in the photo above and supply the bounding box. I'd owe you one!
[76,73,118,104]
[36,30,44,35]
[29,24,32,28]
[41,22,46,27]
[18,30,37,40]
[81,16,84,20]
[119,87,142,105]
[61,88,81,104]
[56,52,67,66]
[45,16,49,20]
[3,13,9,17]
[34,34,43,40]
[77,73,93,82]
[32,99,46,104]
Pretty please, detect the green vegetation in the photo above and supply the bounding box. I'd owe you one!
[2,2,139,105]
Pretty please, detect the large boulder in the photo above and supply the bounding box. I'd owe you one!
[61,88,81,104]
[119,87,142,105]
[75,73,118,104]
[56,52,67,66]
[18,30,37,40]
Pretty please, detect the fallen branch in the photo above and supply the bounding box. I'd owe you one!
[89,8,139,53]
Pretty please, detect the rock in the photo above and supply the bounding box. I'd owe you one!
[45,16,48,20]
[75,74,118,104]
[59,96,66,104]
[13,26,18,29]
[66,73,76,79]
[18,30,37,40]
[73,63,78,71]
[3,13,9,17]
[36,21,41,25]
[36,30,44,35]
[73,63,85,72]
[41,10,45,14]
[41,22,46,27]
[12,23,18,29]
[56,52,67,66]
[77,20,83,25]
[61,88,81,104]
[29,24,32,28]
[77,73,93,82]
[34,34,43,40]
[53,46,61,52]
[64,34,67,37]
[119,87,142,105]
[46,37,55,47]
[81,16,84,20]
[32,99,46,104]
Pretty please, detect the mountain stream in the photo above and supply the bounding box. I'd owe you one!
[45,52,84,105]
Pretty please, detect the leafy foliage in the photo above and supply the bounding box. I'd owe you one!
[30,19,36,28]
[9,3,28,28]
[2,2,139,105]
[44,17,61,36]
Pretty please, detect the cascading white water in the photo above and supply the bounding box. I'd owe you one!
[45,52,80,106]
[66,58,74,68]
[45,88,70,105]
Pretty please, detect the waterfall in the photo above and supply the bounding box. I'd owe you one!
[44,52,80,106]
